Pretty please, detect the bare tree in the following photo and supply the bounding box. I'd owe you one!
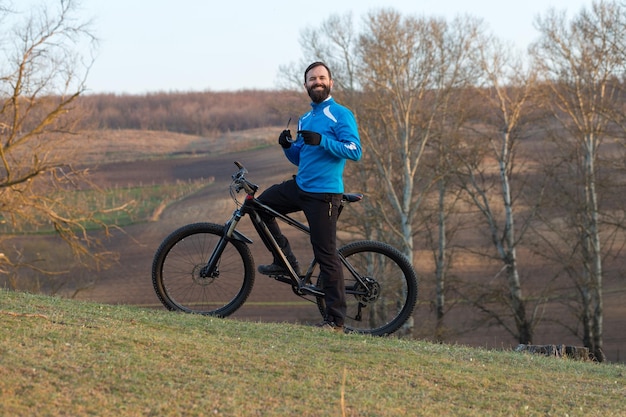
[453,35,545,344]
[290,9,488,337]
[295,10,485,259]
[416,16,487,339]
[530,0,626,361]
[0,0,120,290]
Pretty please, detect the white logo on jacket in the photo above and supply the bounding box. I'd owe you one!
[323,107,337,123]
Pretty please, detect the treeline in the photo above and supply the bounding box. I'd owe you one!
[76,90,306,134]
[294,3,626,362]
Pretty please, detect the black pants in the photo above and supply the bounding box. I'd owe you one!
[257,178,346,326]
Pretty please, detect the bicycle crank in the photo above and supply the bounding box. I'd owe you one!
[295,284,324,297]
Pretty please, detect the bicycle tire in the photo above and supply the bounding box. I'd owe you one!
[152,222,255,317]
[315,240,418,336]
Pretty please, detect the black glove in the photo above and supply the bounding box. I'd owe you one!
[298,130,321,146]
[278,129,292,149]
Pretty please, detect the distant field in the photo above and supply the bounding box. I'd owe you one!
[65,127,280,164]
[5,127,626,364]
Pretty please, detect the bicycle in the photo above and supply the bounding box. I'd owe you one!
[152,161,418,336]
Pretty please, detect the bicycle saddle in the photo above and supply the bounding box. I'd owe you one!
[343,193,363,203]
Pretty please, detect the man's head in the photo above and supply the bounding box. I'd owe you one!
[304,61,333,103]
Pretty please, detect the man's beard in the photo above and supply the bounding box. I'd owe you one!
[307,84,331,103]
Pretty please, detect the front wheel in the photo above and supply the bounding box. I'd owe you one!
[316,240,418,336]
[152,222,255,317]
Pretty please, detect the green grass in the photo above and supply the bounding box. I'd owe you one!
[0,180,208,234]
[1,290,624,416]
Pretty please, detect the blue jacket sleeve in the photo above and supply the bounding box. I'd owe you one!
[283,140,302,166]
[321,108,362,161]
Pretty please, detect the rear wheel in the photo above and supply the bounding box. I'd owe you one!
[315,240,418,336]
[152,222,255,317]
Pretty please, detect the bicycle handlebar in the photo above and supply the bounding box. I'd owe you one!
[231,161,364,205]
[232,161,259,195]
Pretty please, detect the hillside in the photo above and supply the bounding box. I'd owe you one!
[1,290,624,416]
[3,128,626,364]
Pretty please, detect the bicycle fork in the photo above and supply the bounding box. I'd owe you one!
[198,206,323,297]
[199,208,252,278]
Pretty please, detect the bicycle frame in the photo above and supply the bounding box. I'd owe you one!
[202,190,361,298]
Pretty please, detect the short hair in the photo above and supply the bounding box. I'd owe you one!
[304,62,332,82]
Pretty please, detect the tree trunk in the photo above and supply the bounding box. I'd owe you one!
[434,178,447,340]
[584,133,605,362]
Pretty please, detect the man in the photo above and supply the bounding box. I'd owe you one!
[257,61,362,331]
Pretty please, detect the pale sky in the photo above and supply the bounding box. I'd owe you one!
[17,0,595,94]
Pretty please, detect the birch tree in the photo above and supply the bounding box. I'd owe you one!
[454,37,542,344]
[293,10,483,261]
[291,10,485,337]
[418,18,484,339]
[530,0,626,361]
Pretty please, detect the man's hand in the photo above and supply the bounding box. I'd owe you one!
[278,129,292,149]
[298,130,321,146]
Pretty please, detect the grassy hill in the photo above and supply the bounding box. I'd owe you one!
[1,290,624,416]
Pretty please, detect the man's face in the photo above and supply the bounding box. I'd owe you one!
[304,65,333,103]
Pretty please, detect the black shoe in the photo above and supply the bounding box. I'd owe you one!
[258,262,301,276]
[314,320,344,333]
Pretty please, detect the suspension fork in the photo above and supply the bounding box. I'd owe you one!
[199,208,251,277]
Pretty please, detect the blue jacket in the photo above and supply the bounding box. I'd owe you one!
[284,97,362,193]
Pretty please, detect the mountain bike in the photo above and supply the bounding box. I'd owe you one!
[152,161,418,336]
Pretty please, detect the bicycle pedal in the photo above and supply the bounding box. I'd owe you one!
[270,274,292,285]
[298,284,324,297]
